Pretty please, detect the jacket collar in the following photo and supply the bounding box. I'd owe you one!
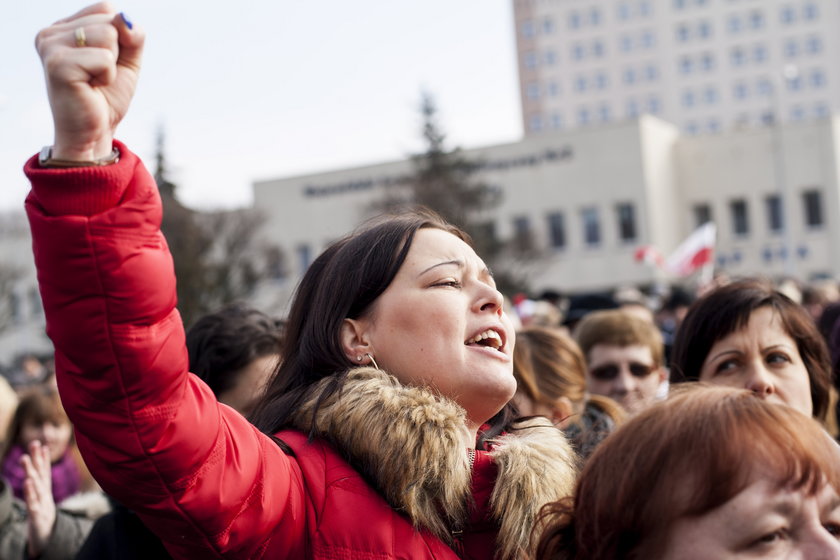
[291,367,578,559]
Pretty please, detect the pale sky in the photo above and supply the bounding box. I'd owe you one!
[1,1,523,212]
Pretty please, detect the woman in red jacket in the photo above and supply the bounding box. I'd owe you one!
[25,4,577,559]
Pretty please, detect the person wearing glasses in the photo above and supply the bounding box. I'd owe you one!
[573,310,667,415]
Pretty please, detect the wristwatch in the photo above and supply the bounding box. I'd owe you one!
[39,145,120,168]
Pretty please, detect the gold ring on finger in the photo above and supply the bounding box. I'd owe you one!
[74,27,87,48]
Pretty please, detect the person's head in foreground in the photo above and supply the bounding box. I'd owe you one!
[573,309,667,415]
[671,278,831,419]
[536,385,840,559]
[186,303,283,417]
[251,208,519,443]
[512,326,624,456]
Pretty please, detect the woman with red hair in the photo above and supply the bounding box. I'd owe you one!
[537,385,840,559]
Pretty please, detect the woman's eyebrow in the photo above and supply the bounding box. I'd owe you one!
[707,349,741,363]
[418,259,464,278]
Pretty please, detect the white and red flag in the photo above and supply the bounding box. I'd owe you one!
[664,222,716,278]
[635,222,716,279]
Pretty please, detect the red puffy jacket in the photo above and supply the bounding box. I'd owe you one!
[24,143,576,559]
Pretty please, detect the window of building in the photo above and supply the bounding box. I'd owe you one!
[297,244,312,273]
[734,82,748,100]
[805,36,822,54]
[575,76,587,91]
[686,121,699,135]
[787,75,803,91]
[521,20,536,38]
[592,40,605,57]
[640,31,655,48]
[749,11,764,29]
[548,81,560,97]
[682,90,696,107]
[582,207,601,246]
[753,44,767,62]
[551,112,564,129]
[648,96,662,114]
[785,39,799,58]
[814,103,830,118]
[616,203,637,242]
[679,56,693,74]
[512,216,533,252]
[780,5,796,24]
[791,105,805,120]
[645,65,659,81]
[524,51,537,70]
[802,189,823,227]
[526,82,540,100]
[731,47,746,66]
[676,24,690,42]
[707,118,721,133]
[803,3,818,20]
[568,11,581,29]
[529,114,543,131]
[620,35,633,51]
[598,103,611,121]
[595,72,608,89]
[698,21,712,39]
[543,17,555,34]
[674,0,687,10]
[590,7,602,25]
[730,199,749,236]
[626,98,640,117]
[700,52,715,71]
[756,78,772,96]
[577,107,591,125]
[547,212,566,249]
[704,87,718,104]
[618,3,631,20]
[693,203,712,228]
[728,15,742,33]
[639,1,651,17]
[572,43,585,60]
[765,195,784,232]
[810,69,826,88]
[544,49,557,66]
[624,68,637,84]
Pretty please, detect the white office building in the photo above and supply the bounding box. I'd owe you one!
[252,114,840,316]
[513,0,840,135]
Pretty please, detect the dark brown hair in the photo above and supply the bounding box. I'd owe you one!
[250,209,516,443]
[671,278,832,418]
[536,385,840,560]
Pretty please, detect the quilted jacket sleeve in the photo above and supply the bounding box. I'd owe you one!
[23,142,306,559]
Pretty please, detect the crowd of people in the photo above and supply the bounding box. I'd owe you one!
[3,2,839,558]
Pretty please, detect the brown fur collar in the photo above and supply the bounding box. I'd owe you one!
[291,367,578,559]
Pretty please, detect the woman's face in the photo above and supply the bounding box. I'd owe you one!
[350,228,516,427]
[660,474,840,559]
[698,307,813,416]
[20,419,72,463]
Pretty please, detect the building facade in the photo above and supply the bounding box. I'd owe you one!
[252,114,840,316]
[513,0,840,135]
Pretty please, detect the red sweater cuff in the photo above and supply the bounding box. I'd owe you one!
[23,140,140,217]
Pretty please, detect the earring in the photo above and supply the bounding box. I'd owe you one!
[365,353,380,370]
[357,355,363,362]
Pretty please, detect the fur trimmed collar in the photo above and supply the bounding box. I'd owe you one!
[291,367,578,559]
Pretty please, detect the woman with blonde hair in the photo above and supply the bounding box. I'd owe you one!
[513,326,624,460]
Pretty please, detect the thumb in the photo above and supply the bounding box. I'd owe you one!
[112,12,144,71]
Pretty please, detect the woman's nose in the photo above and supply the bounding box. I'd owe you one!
[744,364,775,398]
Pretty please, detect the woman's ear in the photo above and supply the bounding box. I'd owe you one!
[340,318,372,363]
[551,396,575,426]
